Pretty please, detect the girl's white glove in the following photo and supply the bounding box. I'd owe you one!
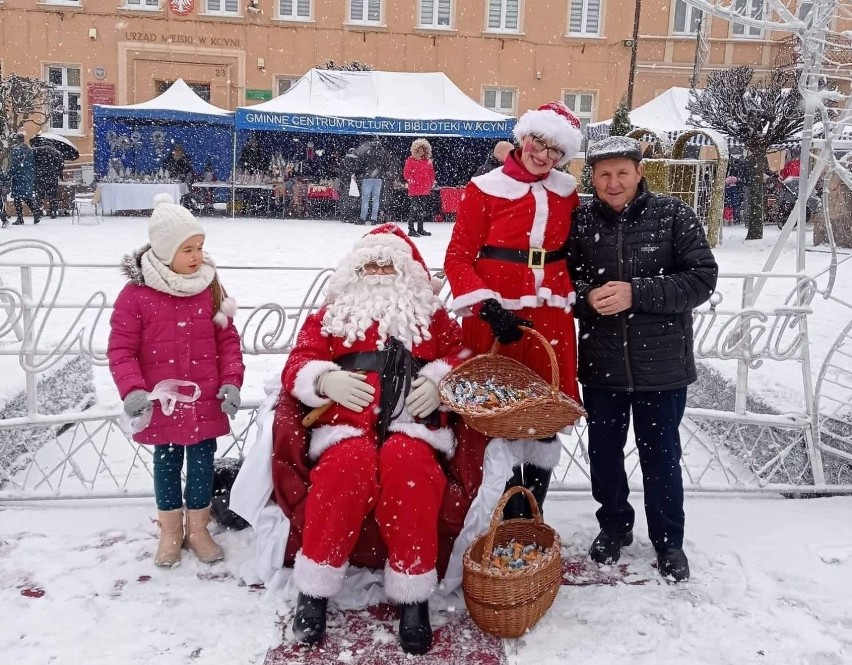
[317,371,375,412]
[405,376,441,418]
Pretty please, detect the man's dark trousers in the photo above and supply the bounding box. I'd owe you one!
[584,386,687,552]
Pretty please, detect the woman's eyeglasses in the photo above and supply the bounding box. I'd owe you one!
[530,135,565,161]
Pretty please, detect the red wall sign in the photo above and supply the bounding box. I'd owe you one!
[87,83,116,107]
[169,0,194,16]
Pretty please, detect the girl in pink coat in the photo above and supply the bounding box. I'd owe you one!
[108,194,245,568]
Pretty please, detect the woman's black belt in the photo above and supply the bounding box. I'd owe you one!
[478,245,566,268]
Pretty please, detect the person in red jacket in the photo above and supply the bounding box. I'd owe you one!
[108,194,244,568]
[403,138,437,238]
[282,224,467,655]
[443,101,583,518]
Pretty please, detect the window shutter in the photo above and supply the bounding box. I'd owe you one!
[351,0,363,21]
[586,0,599,34]
[421,0,434,24]
[225,0,238,11]
[488,0,502,29]
[297,0,310,17]
[368,0,380,22]
[505,0,518,29]
[208,0,221,10]
[280,0,292,14]
[569,0,583,32]
[438,0,451,25]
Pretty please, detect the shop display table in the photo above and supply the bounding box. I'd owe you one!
[97,182,188,214]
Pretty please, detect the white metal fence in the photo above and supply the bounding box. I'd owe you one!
[1,238,851,502]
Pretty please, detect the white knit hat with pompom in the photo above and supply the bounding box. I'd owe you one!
[148,193,205,264]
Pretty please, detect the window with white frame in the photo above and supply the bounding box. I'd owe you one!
[125,0,160,9]
[349,0,382,24]
[797,0,813,22]
[278,0,311,20]
[276,76,299,96]
[563,90,595,149]
[46,65,82,134]
[43,0,80,5]
[419,0,452,28]
[731,0,763,37]
[482,87,516,116]
[567,0,600,36]
[671,0,702,34]
[206,0,240,15]
[486,0,521,32]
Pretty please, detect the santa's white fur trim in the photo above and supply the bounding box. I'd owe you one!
[353,232,431,284]
[513,109,583,167]
[293,551,348,598]
[524,437,563,470]
[473,166,577,200]
[450,288,498,317]
[291,361,340,408]
[308,424,364,460]
[383,565,437,604]
[389,422,456,458]
[417,359,453,387]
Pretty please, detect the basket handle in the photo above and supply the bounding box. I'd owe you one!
[478,485,545,567]
[490,326,561,397]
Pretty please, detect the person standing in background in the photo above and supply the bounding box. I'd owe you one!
[472,140,514,178]
[9,132,40,226]
[32,141,64,219]
[355,136,392,225]
[403,138,436,238]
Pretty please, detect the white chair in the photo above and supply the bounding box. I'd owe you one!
[80,164,95,187]
[72,187,103,225]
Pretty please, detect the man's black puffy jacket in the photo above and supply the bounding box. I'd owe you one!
[565,181,718,392]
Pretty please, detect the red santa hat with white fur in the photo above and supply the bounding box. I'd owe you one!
[349,223,443,294]
[512,101,584,167]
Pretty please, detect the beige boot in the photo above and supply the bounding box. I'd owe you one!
[155,509,184,568]
[185,506,224,563]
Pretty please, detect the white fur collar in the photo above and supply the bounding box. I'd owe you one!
[472,167,577,200]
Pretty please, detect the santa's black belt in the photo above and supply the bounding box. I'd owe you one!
[338,351,427,373]
[478,245,566,267]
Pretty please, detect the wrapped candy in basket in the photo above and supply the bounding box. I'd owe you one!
[438,327,585,439]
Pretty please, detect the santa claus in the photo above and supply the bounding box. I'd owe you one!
[276,224,470,654]
[444,101,584,519]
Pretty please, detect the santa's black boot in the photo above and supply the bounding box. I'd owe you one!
[292,593,328,646]
[399,601,433,655]
[524,463,552,516]
[502,465,530,519]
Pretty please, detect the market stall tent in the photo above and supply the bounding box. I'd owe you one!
[235,69,514,138]
[587,87,696,143]
[92,79,234,179]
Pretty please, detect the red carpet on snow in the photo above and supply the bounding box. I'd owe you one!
[262,553,650,664]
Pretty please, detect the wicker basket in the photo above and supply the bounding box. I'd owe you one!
[462,486,563,638]
[439,327,586,439]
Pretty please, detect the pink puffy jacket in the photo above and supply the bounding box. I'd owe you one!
[107,247,245,445]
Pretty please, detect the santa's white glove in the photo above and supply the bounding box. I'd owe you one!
[405,376,441,418]
[317,370,375,412]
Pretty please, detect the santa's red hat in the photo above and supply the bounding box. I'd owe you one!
[513,100,583,167]
[353,223,442,293]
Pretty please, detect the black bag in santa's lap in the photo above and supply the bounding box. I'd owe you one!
[211,457,250,531]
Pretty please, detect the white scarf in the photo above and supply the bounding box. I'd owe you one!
[140,249,216,298]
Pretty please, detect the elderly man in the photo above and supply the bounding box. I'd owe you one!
[472,140,514,178]
[565,136,718,583]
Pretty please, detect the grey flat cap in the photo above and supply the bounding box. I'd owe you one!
[587,136,643,165]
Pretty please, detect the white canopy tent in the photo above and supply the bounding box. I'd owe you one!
[235,69,513,138]
[587,87,697,142]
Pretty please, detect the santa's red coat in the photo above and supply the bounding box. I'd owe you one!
[444,165,581,405]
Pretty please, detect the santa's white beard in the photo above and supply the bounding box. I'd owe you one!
[321,274,439,349]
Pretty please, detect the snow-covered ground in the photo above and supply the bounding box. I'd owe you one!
[2,215,852,664]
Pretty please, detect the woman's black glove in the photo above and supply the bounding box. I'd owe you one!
[479,299,533,344]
